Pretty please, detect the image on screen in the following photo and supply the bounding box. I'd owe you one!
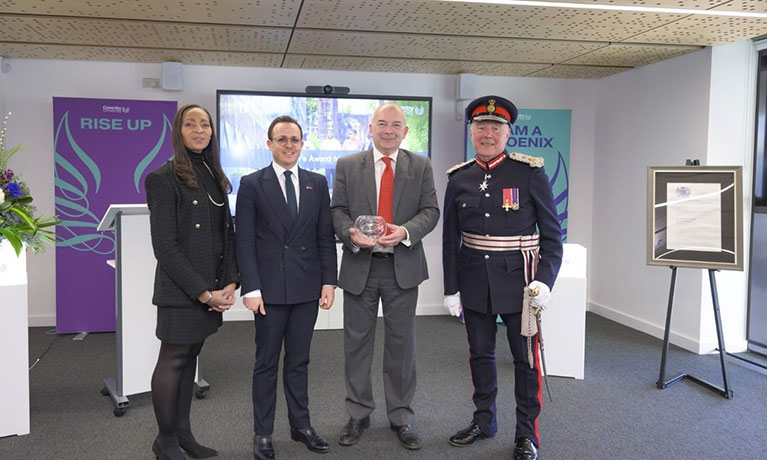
[217,90,432,211]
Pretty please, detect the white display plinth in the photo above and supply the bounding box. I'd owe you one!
[0,240,30,436]
[544,243,587,379]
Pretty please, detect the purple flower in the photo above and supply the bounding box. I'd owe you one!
[0,169,13,181]
[5,182,21,197]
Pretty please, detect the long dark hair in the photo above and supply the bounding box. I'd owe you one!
[171,104,232,193]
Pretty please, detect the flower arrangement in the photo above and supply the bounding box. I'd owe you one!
[0,112,58,256]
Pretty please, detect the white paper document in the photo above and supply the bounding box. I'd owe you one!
[665,182,721,251]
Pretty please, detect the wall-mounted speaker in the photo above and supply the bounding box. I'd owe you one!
[456,73,477,100]
[161,62,183,92]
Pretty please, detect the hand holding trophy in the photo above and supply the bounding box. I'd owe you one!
[352,215,386,248]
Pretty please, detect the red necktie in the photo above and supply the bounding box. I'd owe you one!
[378,156,394,234]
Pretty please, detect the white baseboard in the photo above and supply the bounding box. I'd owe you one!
[588,301,703,353]
[416,304,448,316]
[28,314,55,328]
[588,302,749,354]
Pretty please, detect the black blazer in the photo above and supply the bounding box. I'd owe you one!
[235,165,337,305]
[145,162,239,307]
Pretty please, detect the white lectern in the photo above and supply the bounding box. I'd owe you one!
[98,204,207,416]
[0,241,30,436]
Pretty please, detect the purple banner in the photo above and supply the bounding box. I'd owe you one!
[53,97,177,333]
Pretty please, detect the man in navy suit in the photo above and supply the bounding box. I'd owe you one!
[236,115,338,460]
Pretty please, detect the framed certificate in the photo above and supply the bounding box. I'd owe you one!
[647,166,743,270]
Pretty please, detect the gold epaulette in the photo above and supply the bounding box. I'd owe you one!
[508,152,544,168]
[446,158,476,175]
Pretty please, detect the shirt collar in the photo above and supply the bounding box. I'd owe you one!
[373,147,398,164]
[271,161,299,179]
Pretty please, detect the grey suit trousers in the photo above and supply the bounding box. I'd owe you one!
[343,256,418,426]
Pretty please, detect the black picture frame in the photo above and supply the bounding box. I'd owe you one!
[647,166,743,271]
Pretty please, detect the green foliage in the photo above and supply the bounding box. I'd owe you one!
[0,113,59,256]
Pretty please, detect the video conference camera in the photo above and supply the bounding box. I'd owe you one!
[305,84,350,95]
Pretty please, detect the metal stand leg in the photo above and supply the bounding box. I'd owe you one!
[657,268,733,399]
[101,377,130,417]
[194,355,210,399]
[657,266,680,389]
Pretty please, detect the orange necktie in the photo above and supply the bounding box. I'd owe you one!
[378,156,394,234]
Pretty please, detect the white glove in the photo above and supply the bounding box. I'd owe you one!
[444,293,463,317]
[528,281,551,310]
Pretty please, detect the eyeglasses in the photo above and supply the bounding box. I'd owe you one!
[271,136,303,146]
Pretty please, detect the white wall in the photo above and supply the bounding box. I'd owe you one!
[591,42,755,354]
[1,60,598,327]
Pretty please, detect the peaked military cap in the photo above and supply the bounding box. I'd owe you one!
[465,95,518,125]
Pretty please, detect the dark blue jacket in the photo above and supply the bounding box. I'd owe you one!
[442,153,563,314]
[235,165,337,305]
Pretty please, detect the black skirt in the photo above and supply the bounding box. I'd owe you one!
[155,303,222,344]
[155,227,226,344]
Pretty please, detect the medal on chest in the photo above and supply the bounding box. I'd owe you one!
[503,188,519,211]
[478,173,491,192]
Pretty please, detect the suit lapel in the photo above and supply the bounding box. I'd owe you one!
[261,166,294,233]
[392,149,409,220]
[294,168,313,231]
[362,150,377,215]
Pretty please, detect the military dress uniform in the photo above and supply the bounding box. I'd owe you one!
[442,148,563,448]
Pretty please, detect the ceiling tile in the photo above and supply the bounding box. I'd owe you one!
[0,0,301,27]
[0,16,290,52]
[0,42,284,67]
[285,53,555,76]
[631,15,767,45]
[298,0,689,42]
[566,42,702,66]
[290,29,604,63]
[527,64,629,78]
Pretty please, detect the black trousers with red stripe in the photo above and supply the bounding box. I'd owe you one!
[463,308,542,447]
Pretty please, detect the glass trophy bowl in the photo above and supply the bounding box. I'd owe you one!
[354,215,386,241]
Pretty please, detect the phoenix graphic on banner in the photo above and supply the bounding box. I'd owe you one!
[52,97,176,333]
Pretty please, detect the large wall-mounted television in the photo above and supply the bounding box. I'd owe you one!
[217,90,432,210]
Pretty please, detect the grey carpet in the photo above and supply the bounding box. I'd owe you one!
[1,313,766,459]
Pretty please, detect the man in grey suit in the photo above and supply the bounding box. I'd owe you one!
[331,103,439,451]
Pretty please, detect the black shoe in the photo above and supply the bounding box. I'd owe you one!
[152,438,187,460]
[338,416,370,446]
[177,432,218,459]
[390,424,422,450]
[253,434,275,460]
[513,437,538,460]
[448,423,492,447]
[291,426,330,453]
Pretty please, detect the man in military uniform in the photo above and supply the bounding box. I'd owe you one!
[442,95,563,460]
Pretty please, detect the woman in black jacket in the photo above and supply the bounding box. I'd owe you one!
[145,104,239,460]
